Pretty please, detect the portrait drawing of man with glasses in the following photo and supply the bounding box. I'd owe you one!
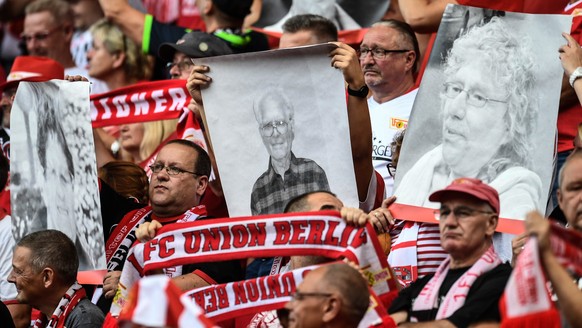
[395,15,545,234]
[250,88,330,215]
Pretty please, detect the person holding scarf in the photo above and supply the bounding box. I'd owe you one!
[388,178,511,327]
[7,230,104,328]
[506,150,582,328]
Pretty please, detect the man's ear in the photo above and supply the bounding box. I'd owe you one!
[404,50,416,73]
[321,295,341,323]
[196,175,209,197]
[42,268,56,288]
[486,214,498,238]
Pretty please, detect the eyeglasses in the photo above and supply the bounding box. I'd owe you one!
[260,120,289,137]
[442,82,507,108]
[434,207,495,221]
[387,163,396,178]
[166,60,194,72]
[20,27,61,43]
[290,291,332,302]
[149,163,201,176]
[358,47,410,60]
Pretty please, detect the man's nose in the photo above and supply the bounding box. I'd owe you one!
[441,211,459,227]
[446,91,468,119]
[7,269,15,283]
[360,51,375,65]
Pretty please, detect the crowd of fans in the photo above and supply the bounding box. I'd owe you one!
[0,0,581,327]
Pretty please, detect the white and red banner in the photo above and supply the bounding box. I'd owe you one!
[500,223,582,328]
[90,80,190,128]
[183,263,393,327]
[111,211,399,317]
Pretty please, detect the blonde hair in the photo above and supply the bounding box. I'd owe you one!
[90,18,151,82]
[139,119,178,160]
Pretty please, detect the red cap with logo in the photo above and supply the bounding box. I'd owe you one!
[0,56,64,93]
[428,177,500,214]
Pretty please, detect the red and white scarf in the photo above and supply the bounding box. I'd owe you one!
[412,245,501,319]
[90,80,190,128]
[184,263,391,327]
[105,205,207,272]
[500,223,582,328]
[110,211,400,317]
[118,275,216,328]
[33,282,86,328]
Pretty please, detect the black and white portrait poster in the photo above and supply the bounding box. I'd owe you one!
[11,80,105,271]
[198,44,358,217]
[256,0,389,30]
[394,5,571,222]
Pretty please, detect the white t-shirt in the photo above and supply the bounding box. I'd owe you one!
[369,88,418,196]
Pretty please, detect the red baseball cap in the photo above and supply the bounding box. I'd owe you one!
[0,56,64,93]
[428,177,500,214]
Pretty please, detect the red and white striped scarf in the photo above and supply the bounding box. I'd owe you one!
[33,282,85,328]
[118,275,216,328]
[110,211,400,317]
[184,263,392,327]
[412,245,501,319]
[105,205,207,272]
[500,223,582,328]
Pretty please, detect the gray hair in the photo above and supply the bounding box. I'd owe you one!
[252,88,295,124]
[17,230,79,285]
[443,16,537,179]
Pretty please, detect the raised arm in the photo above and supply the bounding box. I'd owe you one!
[398,0,458,33]
[526,211,582,328]
[98,0,145,49]
[329,42,374,202]
[559,33,582,107]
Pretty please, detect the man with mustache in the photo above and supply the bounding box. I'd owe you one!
[360,19,419,196]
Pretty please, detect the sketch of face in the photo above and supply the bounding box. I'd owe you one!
[441,58,510,178]
[44,133,76,240]
[257,96,294,162]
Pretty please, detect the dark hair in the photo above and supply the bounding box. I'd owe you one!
[98,161,149,204]
[17,230,78,285]
[372,19,420,72]
[320,263,370,324]
[284,190,337,213]
[282,14,338,43]
[166,139,211,177]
